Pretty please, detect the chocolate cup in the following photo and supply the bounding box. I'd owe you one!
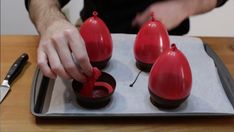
[91,56,111,69]
[72,72,116,109]
[136,59,153,72]
[149,89,188,109]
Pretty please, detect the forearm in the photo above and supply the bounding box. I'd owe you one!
[28,0,67,34]
[182,0,217,17]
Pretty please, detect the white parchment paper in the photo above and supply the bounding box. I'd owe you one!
[46,34,234,115]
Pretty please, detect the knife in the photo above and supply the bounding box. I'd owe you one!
[0,53,29,103]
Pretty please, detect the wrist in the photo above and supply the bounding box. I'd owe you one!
[179,0,217,17]
[28,0,68,35]
[170,0,191,21]
[36,9,67,35]
[177,0,197,18]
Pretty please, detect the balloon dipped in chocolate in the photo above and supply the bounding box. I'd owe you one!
[80,11,113,69]
[134,12,170,72]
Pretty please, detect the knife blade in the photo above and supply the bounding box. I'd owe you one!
[0,53,29,103]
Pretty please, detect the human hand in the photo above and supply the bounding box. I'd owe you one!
[37,19,92,82]
[132,0,190,30]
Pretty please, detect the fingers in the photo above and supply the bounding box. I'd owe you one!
[132,1,189,31]
[132,9,152,27]
[51,34,87,82]
[65,29,93,77]
[43,40,72,80]
[37,20,92,82]
[38,29,91,82]
[37,48,57,79]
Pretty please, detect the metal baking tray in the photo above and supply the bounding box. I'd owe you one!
[30,36,234,118]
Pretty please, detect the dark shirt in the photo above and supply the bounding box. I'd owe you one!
[25,0,228,35]
[80,0,190,35]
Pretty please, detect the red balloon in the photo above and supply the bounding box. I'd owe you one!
[148,44,192,108]
[134,13,170,71]
[79,67,113,98]
[79,67,102,97]
[80,11,113,68]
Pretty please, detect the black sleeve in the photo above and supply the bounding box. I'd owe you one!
[24,0,70,11]
[216,0,228,7]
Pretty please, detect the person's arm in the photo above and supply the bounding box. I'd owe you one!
[25,0,70,12]
[28,0,67,34]
[132,0,227,30]
[27,0,92,82]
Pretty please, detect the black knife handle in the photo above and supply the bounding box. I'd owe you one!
[4,53,29,85]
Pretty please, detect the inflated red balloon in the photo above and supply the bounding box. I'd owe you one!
[80,11,113,69]
[148,44,192,108]
[134,13,170,72]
